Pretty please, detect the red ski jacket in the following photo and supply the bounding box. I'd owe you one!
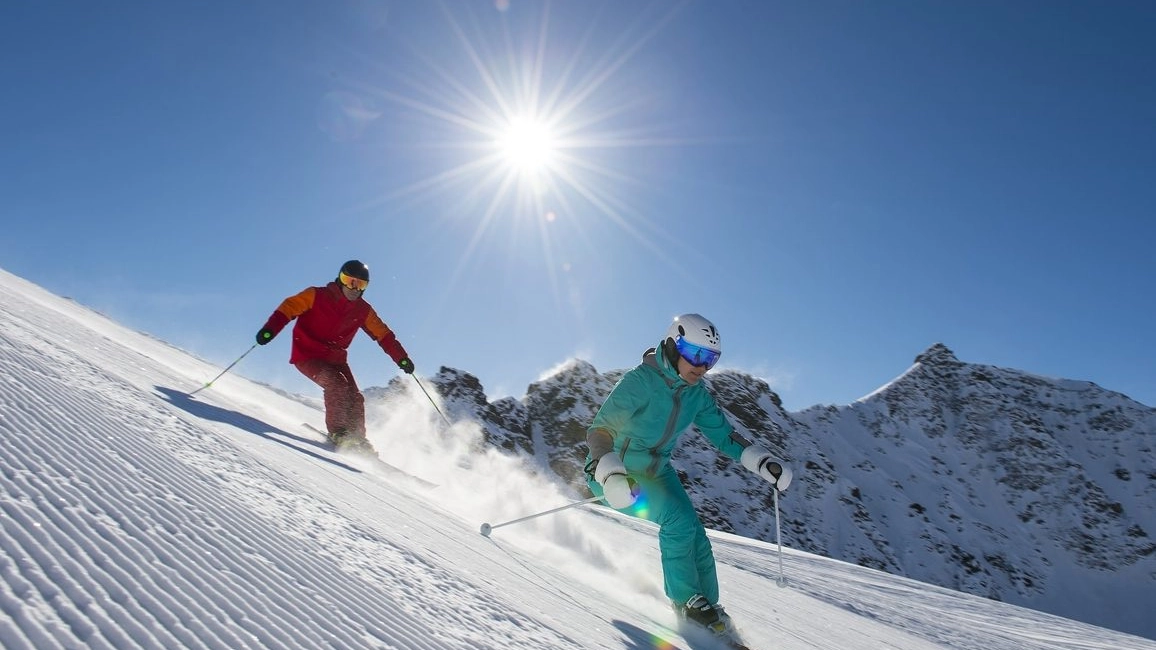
[260,282,408,365]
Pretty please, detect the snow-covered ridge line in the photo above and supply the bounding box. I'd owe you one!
[417,337,1156,640]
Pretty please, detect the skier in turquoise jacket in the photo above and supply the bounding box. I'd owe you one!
[584,313,793,636]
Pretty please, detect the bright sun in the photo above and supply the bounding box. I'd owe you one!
[496,116,557,177]
[357,2,696,300]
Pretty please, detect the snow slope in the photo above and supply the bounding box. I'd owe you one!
[1,266,1152,649]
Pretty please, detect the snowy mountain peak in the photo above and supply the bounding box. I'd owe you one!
[413,341,1156,641]
[914,342,961,367]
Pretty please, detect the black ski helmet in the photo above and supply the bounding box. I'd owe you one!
[338,259,369,282]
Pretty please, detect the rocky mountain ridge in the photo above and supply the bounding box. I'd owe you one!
[370,343,1156,639]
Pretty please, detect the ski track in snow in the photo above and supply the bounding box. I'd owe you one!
[2,269,1155,650]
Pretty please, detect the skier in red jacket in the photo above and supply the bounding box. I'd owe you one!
[256,260,414,452]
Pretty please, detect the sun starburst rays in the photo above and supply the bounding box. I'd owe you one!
[346,3,702,313]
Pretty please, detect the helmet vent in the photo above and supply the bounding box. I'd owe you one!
[702,325,720,346]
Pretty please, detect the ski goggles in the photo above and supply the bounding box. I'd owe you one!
[339,272,369,291]
[675,336,721,370]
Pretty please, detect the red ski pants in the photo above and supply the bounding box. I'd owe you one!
[294,359,366,437]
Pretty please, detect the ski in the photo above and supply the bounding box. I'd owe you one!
[681,626,753,650]
[635,611,755,650]
[301,423,438,489]
[667,613,756,650]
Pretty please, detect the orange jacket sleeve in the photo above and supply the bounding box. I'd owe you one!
[261,287,316,336]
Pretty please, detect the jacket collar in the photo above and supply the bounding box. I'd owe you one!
[324,280,361,302]
[642,345,686,388]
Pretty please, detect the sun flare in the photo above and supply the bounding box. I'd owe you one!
[497,116,557,176]
[352,2,698,307]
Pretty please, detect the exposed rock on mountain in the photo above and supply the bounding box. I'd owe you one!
[372,343,1156,639]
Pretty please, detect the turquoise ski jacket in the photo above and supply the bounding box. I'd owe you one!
[587,346,747,478]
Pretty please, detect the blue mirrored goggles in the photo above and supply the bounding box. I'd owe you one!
[675,336,721,370]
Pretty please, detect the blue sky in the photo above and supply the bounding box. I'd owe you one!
[3,0,1154,409]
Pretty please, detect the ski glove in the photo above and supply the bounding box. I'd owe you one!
[741,445,793,492]
[593,452,637,509]
[256,328,275,345]
[397,357,414,374]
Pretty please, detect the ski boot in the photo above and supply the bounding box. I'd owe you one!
[331,430,376,456]
[677,594,727,635]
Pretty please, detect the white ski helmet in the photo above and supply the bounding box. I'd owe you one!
[665,313,722,369]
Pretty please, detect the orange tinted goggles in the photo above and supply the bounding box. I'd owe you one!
[339,272,369,291]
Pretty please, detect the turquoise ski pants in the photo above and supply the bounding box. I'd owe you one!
[588,462,719,605]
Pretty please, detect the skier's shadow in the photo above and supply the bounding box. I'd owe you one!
[155,386,359,473]
[613,621,664,649]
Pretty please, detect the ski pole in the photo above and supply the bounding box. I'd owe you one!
[774,488,787,587]
[188,343,257,397]
[411,375,453,427]
[480,495,603,537]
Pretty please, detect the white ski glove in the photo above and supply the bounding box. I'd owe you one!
[741,445,793,492]
[593,452,637,509]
